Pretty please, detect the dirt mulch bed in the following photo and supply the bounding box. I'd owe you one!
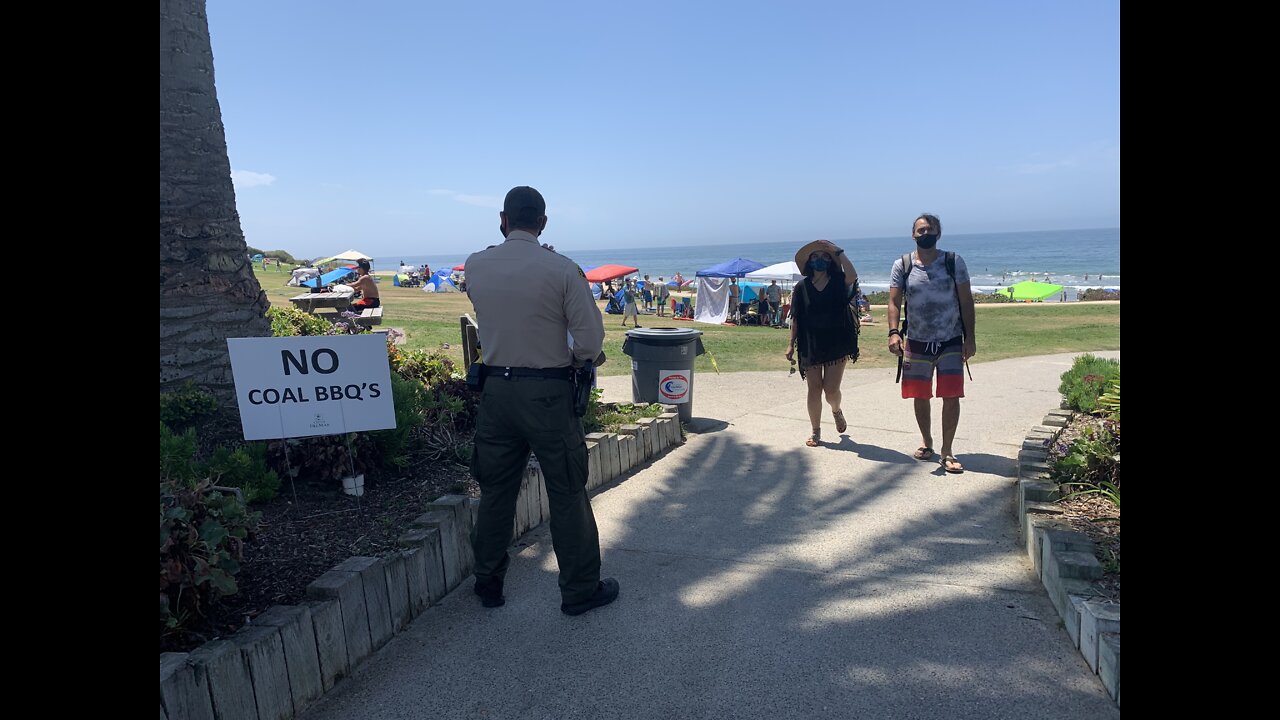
[1054,494,1120,601]
[1046,414,1120,602]
[161,453,478,654]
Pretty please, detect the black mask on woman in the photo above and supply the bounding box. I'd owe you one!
[915,233,939,249]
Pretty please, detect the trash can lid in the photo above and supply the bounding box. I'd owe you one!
[624,327,704,344]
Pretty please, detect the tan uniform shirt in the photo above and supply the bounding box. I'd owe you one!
[466,231,604,368]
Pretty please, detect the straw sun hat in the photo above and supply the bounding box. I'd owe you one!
[794,240,844,276]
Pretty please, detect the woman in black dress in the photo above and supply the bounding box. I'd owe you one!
[785,240,860,446]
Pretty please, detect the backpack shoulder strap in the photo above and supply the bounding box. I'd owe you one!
[899,253,913,319]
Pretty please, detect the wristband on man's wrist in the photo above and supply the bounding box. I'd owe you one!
[888,329,901,338]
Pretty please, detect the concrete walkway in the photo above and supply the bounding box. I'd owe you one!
[303,351,1121,720]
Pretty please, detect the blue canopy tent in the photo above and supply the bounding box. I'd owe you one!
[300,265,358,289]
[695,258,767,278]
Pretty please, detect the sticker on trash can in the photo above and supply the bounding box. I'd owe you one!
[659,370,690,403]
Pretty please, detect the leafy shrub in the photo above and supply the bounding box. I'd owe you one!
[160,422,200,481]
[1058,354,1120,414]
[371,373,430,468]
[161,423,280,503]
[389,348,478,427]
[973,291,1014,303]
[1098,378,1120,421]
[268,305,332,337]
[268,433,381,488]
[584,392,664,434]
[160,382,218,431]
[159,478,260,640]
[1080,288,1120,301]
[1053,419,1120,507]
[390,348,464,386]
[206,443,281,503]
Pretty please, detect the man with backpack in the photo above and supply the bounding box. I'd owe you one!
[886,214,977,474]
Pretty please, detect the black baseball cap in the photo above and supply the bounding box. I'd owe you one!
[503,186,546,226]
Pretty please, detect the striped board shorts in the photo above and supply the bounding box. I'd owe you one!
[902,336,965,399]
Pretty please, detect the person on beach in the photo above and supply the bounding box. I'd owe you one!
[656,277,670,317]
[785,240,860,447]
[464,185,618,616]
[729,278,742,323]
[887,213,976,474]
[642,275,654,312]
[622,280,641,327]
[764,280,783,326]
[350,259,381,310]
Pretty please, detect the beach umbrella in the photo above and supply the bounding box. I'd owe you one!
[1005,280,1063,301]
[584,264,639,282]
[453,264,466,271]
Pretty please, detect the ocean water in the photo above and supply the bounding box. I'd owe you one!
[389,227,1119,297]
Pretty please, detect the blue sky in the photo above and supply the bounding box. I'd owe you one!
[206,0,1120,258]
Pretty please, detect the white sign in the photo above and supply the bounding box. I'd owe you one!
[658,369,691,404]
[227,335,397,440]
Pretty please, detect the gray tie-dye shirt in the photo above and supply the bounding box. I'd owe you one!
[889,251,970,343]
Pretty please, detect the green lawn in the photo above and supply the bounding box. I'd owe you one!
[254,267,1119,376]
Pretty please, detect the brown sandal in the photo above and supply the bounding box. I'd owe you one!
[806,429,821,447]
[940,455,964,473]
[833,410,847,434]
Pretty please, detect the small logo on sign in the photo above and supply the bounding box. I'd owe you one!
[659,374,689,400]
[309,414,331,429]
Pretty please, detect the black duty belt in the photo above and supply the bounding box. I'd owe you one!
[481,366,573,381]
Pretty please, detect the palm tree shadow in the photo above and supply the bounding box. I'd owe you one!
[827,435,916,464]
[928,452,1020,478]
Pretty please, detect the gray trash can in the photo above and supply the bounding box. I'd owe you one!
[622,327,705,423]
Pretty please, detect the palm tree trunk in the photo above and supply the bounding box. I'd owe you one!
[160,0,270,399]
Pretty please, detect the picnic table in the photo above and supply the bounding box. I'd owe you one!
[289,290,355,314]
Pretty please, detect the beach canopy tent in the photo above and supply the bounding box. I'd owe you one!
[695,258,766,278]
[287,266,320,287]
[300,265,358,289]
[584,264,639,283]
[452,264,466,271]
[316,249,374,265]
[1004,280,1063,301]
[745,261,803,282]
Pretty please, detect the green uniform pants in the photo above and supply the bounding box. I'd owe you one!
[471,376,601,603]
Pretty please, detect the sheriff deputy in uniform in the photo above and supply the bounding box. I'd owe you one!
[464,186,620,616]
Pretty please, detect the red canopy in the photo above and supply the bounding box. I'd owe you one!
[452,264,466,271]
[584,264,638,283]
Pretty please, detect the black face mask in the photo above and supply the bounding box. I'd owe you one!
[915,233,939,249]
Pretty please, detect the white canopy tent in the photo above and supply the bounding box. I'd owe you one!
[317,249,374,264]
[745,261,803,282]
